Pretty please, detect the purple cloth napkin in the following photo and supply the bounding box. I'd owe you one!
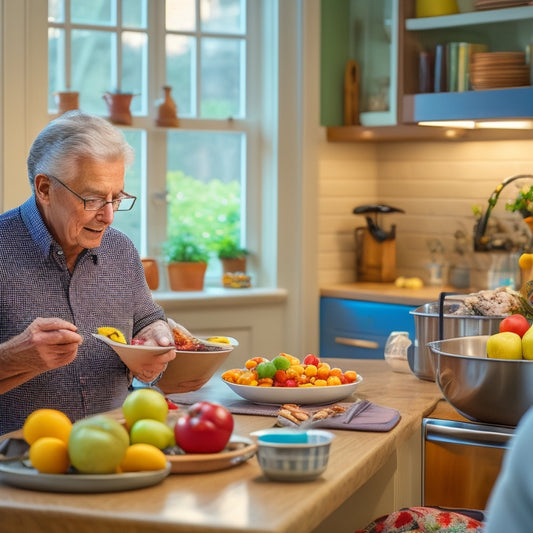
[276,400,401,432]
[169,390,401,432]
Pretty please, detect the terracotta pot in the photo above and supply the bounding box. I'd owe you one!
[54,91,79,115]
[167,262,207,291]
[103,92,135,125]
[155,86,179,127]
[220,257,247,274]
[141,258,159,290]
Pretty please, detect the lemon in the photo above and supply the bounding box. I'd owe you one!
[23,408,73,445]
[519,253,533,269]
[29,437,70,474]
[119,443,168,472]
[206,336,230,344]
[97,326,127,344]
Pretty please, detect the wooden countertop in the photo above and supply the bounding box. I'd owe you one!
[320,282,471,306]
[0,360,443,533]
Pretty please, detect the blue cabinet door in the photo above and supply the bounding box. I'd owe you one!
[320,297,417,359]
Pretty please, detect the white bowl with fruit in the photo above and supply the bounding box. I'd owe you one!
[221,353,362,405]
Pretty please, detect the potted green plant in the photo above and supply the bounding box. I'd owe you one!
[216,236,249,273]
[163,234,209,291]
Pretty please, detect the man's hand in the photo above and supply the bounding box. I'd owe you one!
[130,319,176,383]
[0,317,83,392]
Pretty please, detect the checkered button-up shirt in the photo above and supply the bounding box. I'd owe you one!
[0,196,166,434]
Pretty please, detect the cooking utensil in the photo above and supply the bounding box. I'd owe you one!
[353,204,404,282]
[344,60,360,126]
[408,293,505,381]
[428,335,533,426]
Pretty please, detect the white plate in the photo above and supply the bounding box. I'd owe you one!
[223,375,363,405]
[0,461,171,493]
[166,435,257,474]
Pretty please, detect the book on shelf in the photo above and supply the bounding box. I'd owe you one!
[447,42,488,92]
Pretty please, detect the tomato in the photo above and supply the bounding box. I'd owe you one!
[499,314,530,338]
[303,354,320,366]
[174,401,234,454]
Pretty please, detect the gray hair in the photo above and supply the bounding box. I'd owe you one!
[27,111,135,191]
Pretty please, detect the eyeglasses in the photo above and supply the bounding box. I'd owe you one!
[47,175,136,212]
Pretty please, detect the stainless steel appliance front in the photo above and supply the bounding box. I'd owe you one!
[423,418,514,510]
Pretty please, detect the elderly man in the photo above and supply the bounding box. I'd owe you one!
[0,111,175,434]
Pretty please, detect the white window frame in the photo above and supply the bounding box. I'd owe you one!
[47,0,277,290]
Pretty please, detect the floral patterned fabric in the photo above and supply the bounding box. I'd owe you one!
[354,506,485,533]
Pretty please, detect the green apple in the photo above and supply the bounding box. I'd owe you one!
[129,419,175,449]
[522,324,533,360]
[122,388,169,428]
[486,331,522,360]
[68,415,130,474]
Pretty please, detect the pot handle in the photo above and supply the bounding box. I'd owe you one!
[438,291,460,340]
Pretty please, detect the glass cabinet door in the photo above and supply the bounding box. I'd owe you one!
[320,0,399,127]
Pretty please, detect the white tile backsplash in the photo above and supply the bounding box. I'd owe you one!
[318,138,533,286]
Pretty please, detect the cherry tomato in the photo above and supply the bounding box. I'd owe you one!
[174,401,234,453]
[165,397,179,410]
[499,314,530,338]
[303,354,320,366]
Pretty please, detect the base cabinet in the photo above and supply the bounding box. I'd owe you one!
[320,297,417,358]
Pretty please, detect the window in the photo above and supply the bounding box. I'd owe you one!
[48,0,260,286]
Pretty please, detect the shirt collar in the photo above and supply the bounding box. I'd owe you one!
[20,195,99,262]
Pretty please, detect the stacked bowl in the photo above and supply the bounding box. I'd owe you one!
[470,51,530,90]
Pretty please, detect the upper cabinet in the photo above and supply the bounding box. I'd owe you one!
[322,0,533,141]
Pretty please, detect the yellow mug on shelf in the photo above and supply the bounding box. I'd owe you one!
[416,0,459,18]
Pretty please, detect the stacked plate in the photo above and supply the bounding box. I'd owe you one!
[470,51,530,90]
[474,0,530,9]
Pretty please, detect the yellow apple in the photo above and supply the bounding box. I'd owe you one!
[68,415,130,474]
[486,331,522,360]
[521,324,533,360]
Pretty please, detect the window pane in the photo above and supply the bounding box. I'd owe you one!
[122,0,147,28]
[48,0,65,23]
[166,34,195,117]
[166,131,245,277]
[200,0,245,34]
[71,0,115,26]
[122,31,147,113]
[201,37,244,119]
[71,30,116,114]
[112,129,144,253]
[166,0,196,32]
[48,28,66,110]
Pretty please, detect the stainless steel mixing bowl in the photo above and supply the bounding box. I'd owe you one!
[428,335,533,427]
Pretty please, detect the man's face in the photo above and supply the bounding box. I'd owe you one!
[36,157,126,264]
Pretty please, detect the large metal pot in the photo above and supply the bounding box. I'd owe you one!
[428,335,533,426]
[408,300,504,381]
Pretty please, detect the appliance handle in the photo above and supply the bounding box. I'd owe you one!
[438,291,460,340]
[334,337,379,349]
[425,421,513,447]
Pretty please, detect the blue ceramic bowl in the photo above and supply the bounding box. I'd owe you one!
[253,429,334,482]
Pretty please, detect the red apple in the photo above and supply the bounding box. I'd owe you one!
[499,314,530,338]
[174,401,234,454]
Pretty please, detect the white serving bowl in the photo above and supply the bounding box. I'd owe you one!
[252,429,334,482]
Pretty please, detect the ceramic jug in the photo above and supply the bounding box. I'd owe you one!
[155,86,179,127]
[54,91,79,115]
[103,92,135,125]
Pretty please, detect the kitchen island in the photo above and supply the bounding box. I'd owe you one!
[0,360,442,533]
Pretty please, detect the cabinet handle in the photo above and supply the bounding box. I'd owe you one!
[334,337,379,349]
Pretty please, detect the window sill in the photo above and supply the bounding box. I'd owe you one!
[152,287,288,310]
